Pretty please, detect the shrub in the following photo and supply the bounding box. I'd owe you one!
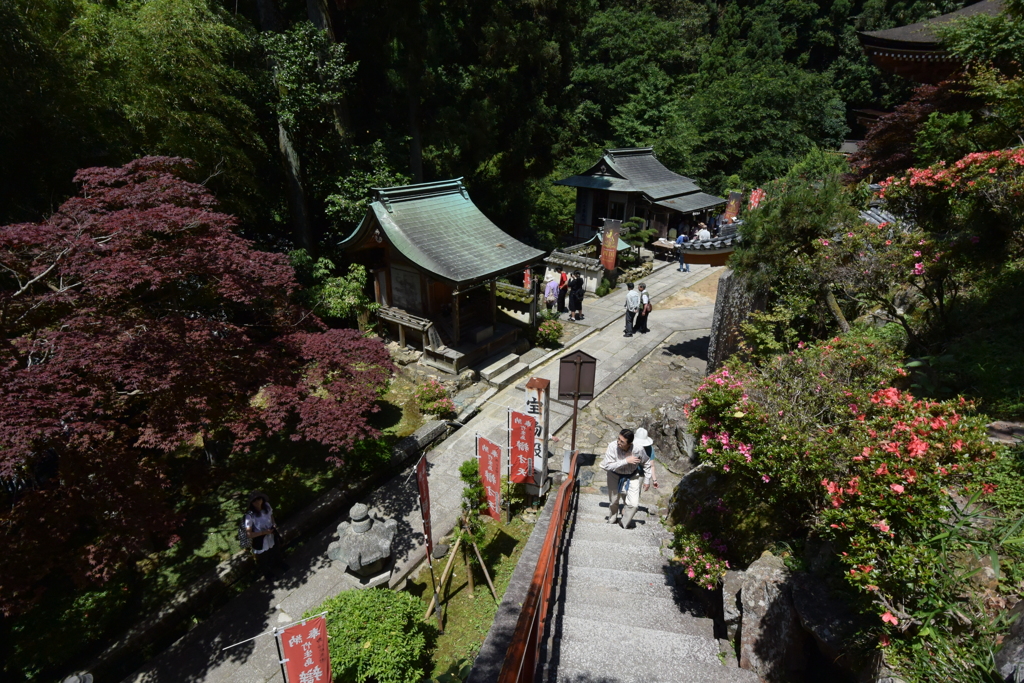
[534,319,563,348]
[686,332,1003,666]
[415,379,456,418]
[595,277,612,297]
[310,588,434,683]
[671,529,730,590]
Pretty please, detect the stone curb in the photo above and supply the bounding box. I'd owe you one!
[84,420,449,675]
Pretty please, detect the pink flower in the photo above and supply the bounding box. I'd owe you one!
[881,611,899,625]
[913,263,925,275]
[890,483,905,494]
[687,568,695,579]
[873,520,890,533]
[762,475,771,483]
[723,464,730,472]
[913,251,922,257]
[820,239,830,246]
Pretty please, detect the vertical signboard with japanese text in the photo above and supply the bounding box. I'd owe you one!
[524,378,550,495]
[415,455,432,557]
[476,436,502,521]
[279,616,331,683]
[508,410,536,484]
[600,219,621,271]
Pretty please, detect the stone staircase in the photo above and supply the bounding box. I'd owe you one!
[480,352,530,389]
[543,492,759,683]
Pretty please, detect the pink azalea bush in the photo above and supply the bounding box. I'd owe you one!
[685,333,996,644]
[671,531,730,590]
[415,379,456,419]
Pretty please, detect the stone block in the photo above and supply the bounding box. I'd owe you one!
[723,569,744,641]
[738,551,802,681]
[995,601,1024,682]
[790,572,858,669]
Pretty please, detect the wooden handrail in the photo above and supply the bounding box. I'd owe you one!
[497,450,579,683]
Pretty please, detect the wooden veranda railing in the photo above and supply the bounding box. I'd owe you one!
[497,450,580,683]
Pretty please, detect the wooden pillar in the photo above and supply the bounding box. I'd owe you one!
[399,324,406,348]
[490,280,497,325]
[452,291,461,345]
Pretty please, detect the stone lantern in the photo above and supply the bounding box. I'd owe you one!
[327,503,398,585]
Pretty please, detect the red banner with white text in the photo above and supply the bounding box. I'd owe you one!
[477,436,502,520]
[279,615,332,683]
[508,411,536,484]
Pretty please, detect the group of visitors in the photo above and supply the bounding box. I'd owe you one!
[544,268,585,321]
[673,222,713,273]
[622,281,651,337]
[601,427,658,528]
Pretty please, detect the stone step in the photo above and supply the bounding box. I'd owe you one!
[552,615,744,683]
[568,520,669,548]
[566,539,668,575]
[486,361,530,389]
[480,353,519,381]
[553,663,761,683]
[560,584,715,640]
[563,565,678,602]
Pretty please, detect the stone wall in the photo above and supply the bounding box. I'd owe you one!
[706,269,765,374]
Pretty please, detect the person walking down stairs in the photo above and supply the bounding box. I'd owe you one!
[601,428,652,528]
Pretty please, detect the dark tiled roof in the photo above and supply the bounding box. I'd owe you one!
[655,192,727,213]
[860,0,1002,48]
[554,147,710,202]
[339,179,545,286]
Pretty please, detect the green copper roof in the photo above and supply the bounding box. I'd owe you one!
[340,179,545,286]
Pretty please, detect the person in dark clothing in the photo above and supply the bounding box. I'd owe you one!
[634,282,651,333]
[567,271,585,321]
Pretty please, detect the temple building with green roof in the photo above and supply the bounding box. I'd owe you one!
[338,178,545,371]
[555,147,726,241]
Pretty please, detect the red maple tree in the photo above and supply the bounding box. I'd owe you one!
[0,157,393,615]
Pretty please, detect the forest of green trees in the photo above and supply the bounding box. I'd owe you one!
[2,0,962,253]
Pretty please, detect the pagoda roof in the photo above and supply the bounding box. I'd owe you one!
[858,1,1003,82]
[860,0,1001,49]
[339,179,545,287]
[555,148,708,202]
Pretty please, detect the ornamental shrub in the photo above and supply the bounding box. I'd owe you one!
[415,379,456,418]
[310,588,434,683]
[686,332,1001,659]
[671,530,730,590]
[535,319,563,348]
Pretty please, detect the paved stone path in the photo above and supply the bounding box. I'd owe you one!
[121,261,723,683]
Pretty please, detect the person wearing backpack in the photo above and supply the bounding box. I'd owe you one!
[635,283,652,334]
[242,491,289,579]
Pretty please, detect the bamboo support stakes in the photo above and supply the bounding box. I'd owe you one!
[423,536,462,620]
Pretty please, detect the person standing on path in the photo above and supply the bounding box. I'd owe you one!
[634,283,651,334]
[544,274,559,311]
[697,223,711,242]
[601,429,652,527]
[675,232,689,272]
[623,282,640,337]
[557,268,569,312]
[567,270,585,320]
[244,491,289,579]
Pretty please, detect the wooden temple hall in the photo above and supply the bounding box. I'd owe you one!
[339,179,544,372]
[555,147,725,241]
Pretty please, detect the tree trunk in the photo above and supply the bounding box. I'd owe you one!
[822,287,850,333]
[255,0,314,252]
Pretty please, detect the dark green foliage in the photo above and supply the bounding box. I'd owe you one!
[311,588,435,683]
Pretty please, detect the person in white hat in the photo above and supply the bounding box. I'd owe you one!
[632,427,659,490]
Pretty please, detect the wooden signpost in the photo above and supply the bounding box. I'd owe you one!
[558,350,597,452]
